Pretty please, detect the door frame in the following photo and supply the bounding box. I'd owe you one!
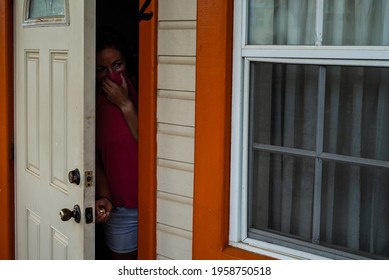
[193,0,274,260]
[0,0,157,259]
[0,0,14,260]
[138,0,157,260]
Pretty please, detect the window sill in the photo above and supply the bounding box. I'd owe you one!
[229,241,330,260]
[221,245,277,260]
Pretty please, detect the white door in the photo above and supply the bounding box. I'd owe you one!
[15,0,95,259]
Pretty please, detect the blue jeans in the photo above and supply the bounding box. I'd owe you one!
[104,207,138,253]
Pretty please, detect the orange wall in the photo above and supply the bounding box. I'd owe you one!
[0,0,15,260]
[193,0,274,260]
[138,0,158,260]
[193,0,234,259]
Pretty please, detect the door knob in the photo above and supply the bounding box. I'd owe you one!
[68,168,80,185]
[59,204,81,223]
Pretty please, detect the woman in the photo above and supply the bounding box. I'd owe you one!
[95,28,138,260]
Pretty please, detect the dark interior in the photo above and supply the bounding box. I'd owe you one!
[95,0,139,260]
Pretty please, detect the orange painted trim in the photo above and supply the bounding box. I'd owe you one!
[193,0,234,260]
[193,0,274,260]
[0,0,15,260]
[137,0,157,260]
[221,247,276,260]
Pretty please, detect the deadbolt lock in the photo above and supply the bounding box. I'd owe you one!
[68,169,81,185]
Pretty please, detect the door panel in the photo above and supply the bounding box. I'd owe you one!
[15,0,95,259]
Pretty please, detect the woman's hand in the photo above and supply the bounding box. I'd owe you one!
[101,73,138,141]
[101,73,133,111]
[95,197,113,223]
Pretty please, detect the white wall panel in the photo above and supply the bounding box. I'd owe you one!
[157,224,192,260]
[159,0,196,21]
[158,58,195,91]
[157,124,194,163]
[157,191,193,231]
[157,0,197,260]
[157,90,195,126]
[159,22,196,56]
[157,159,193,198]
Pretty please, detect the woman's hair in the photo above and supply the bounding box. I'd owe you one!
[96,26,137,84]
[96,26,127,55]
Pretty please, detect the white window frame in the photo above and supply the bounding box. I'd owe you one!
[229,0,389,260]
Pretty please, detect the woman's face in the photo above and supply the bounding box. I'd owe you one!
[96,47,127,85]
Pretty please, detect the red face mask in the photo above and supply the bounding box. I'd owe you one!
[107,71,124,86]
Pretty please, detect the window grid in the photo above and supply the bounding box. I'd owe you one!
[246,61,389,258]
[312,66,326,244]
[230,0,389,259]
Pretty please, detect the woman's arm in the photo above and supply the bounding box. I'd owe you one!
[95,155,112,222]
[100,74,138,141]
[117,97,138,141]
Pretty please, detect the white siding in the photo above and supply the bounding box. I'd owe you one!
[157,0,197,259]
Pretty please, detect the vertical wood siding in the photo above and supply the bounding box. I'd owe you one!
[157,0,197,259]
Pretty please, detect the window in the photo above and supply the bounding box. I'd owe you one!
[23,0,69,26]
[230,0,389,260]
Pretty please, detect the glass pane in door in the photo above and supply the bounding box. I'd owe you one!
[28,0,65,19]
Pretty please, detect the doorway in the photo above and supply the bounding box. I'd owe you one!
[3,0,155,260]
[95,0,140,259]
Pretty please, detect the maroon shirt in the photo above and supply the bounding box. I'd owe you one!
[96,74,138,208]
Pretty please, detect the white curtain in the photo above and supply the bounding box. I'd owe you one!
[249,0,389,258]
[321,66,389,256]
[249,0,389,46]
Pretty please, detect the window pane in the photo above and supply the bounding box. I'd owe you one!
[247,0,389,46]
[238,0,389,261]
[324,66,389,161]
[323,0,389,46]
[321,161,389,258]
[250,152,315,241]
[251,62,318,150]
[28,0,65,19]
[248,0,316,45]
[248,63,389,259]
